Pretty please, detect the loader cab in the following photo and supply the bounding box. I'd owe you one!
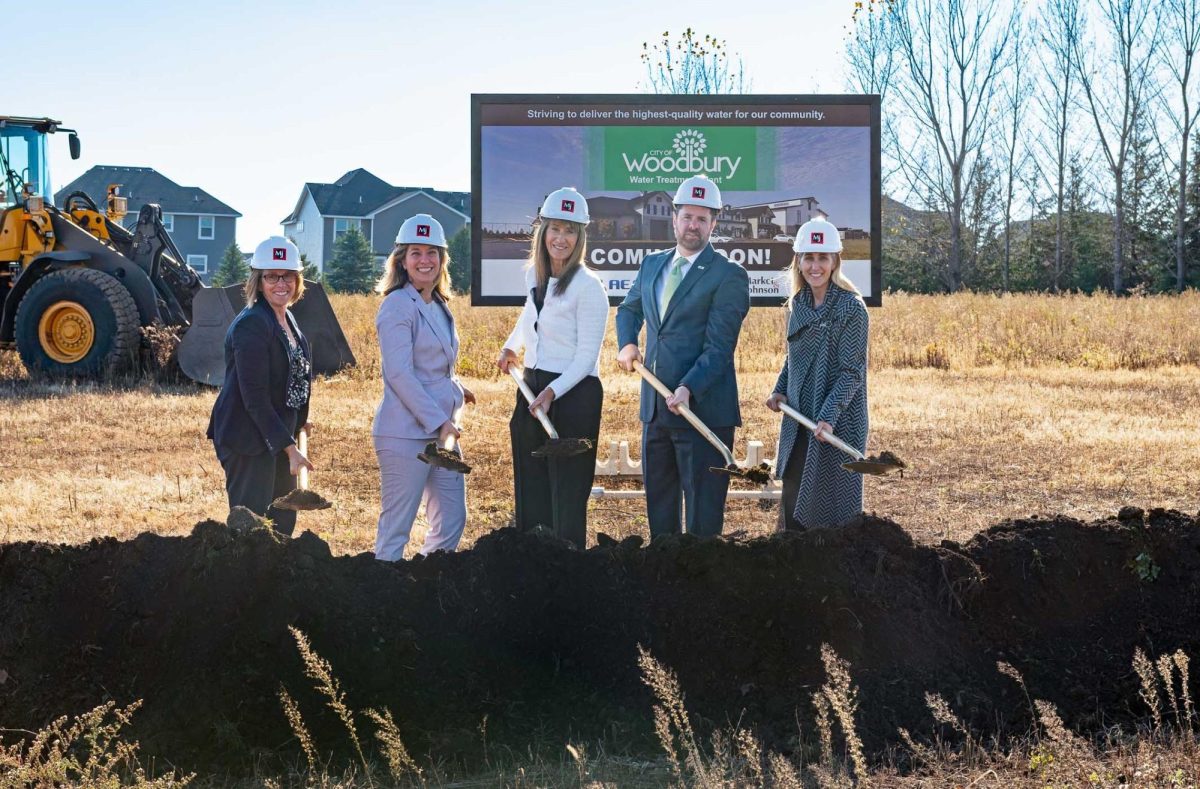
[0,116,79,207]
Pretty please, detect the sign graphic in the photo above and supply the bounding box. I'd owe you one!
[473,95,881,307]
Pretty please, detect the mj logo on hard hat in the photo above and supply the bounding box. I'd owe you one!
[417,225,431,237]
[561,199,575,213]
[272,248,287,260]
[811,232,824,244]
[692,187,706,199]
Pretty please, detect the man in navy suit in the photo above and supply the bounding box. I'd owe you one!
[616,175,751,537]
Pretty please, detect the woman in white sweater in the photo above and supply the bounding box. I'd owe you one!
[497,187,609,547]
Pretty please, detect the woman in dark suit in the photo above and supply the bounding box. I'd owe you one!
[766,217,869,530]
[207,236,313,536]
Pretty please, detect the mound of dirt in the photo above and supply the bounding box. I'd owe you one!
[1,508,1198,773]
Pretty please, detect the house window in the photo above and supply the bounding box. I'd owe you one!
[187,254,208,274]
[198,215,214,240]
[333,218,362,241]
[296,221,305,232]
[162,214,174,233]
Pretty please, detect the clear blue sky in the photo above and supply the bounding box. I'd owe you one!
[19,0,855,247]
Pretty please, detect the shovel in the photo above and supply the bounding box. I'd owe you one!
[632,360,772,484]
[272,428,334,511]
[776,402,907,476]
[417,420,472,475]
[507,367,593,458]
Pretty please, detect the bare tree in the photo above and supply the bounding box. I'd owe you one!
[847,0,903,194]
[639,29,749,94]
[846,0,900,99]
[1037,0,1082,293]
[886,0,1015,291]
[995,17,1033,292]
[1073,0,1161,293]
[1162,0,1200,291]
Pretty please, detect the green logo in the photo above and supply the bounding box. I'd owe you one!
[598,127,761,191]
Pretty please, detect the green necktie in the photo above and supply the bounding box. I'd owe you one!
[660,256,686,315]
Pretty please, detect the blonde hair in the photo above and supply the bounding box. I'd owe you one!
[528,218,588,298]
[244,270,306,306]
[376,244,453,301]
[787,252,860,307]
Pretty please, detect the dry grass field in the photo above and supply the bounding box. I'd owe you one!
[3,290,1200,787]
[1,290,1199,555]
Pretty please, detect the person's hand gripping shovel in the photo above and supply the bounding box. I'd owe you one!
[417,411,472,475]
[631,360,772,484]
[272,426,334,510]
[507,366,593,458]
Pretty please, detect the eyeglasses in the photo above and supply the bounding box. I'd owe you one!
[263,273,298,284]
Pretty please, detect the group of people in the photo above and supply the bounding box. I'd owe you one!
[206,174,870,558]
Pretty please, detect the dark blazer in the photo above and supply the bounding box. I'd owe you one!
[207,296,311,456]
[615,243,750,428]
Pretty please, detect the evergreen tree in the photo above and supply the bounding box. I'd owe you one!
[299,251,321,283]
[323,226,376,294]
[447,226,472,295]
[211,242,248,287]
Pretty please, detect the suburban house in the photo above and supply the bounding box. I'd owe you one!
[54,165,240,282]
[735,196,824,237]
[561,191,791,242]
[280,169,470,273]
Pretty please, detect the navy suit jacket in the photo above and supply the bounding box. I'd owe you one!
[207,296,311,456]
[615,244,750,428]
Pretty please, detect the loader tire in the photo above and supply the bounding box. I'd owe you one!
[15,268,141,379]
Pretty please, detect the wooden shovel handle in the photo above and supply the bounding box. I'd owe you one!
[297,427,309,491]
[776,402,864,461]
[508,366,560,439]
[632,360,735,467]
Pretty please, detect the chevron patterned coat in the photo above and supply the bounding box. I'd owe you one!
[773,283,869,528]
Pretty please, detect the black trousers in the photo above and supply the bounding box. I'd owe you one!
[642,415,734,539]
[216,444,298,536]
[778,432,809,531]
[510,369,603,548]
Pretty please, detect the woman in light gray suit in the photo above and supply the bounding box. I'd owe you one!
[373,214,475,560]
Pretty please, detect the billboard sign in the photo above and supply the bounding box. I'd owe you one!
[472,94,881,306]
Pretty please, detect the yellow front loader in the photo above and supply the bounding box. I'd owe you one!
[0,116,354,382]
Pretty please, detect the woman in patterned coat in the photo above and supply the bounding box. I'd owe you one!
[766,217,869,530]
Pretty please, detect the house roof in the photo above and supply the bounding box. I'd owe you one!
[586,195,639,217]
[736,196,819,210]
[54,165,241,216]
[627,190,673,207]
[280,168,470,223]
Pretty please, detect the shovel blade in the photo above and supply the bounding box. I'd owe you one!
[272,489,334,511]
[841,460,905,477]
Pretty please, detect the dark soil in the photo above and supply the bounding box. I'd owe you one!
[530,437,593,458]
[1,507,1197,774]
[272,489,333,511]
[417,443,472,474]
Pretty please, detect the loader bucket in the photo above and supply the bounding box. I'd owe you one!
[177,281,356,386]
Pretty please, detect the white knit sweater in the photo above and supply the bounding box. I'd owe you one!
[503,266,610,398]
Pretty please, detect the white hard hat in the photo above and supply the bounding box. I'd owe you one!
[396,213,448,247]
[250,236,302,271]
[672,175,722,210]
[793,218,843,254]
[539,187,590,224]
